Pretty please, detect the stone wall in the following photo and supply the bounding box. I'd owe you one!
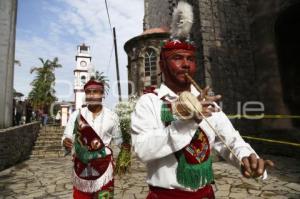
[247,0,300,130]
[194,0,259,133]
[144,0,175,30]
[0,122,40,171]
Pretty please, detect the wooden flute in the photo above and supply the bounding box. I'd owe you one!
[184,73,245,167]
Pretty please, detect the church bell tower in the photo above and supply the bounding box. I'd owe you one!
[74,44,93,110]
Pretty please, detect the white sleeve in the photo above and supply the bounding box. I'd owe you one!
[110,112,123,147]
[212,111,257,169]
[61,110,78,146]
[131,94,199,163]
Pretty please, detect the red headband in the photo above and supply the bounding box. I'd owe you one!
[84,80,104,91]
[162,40,196,51]
[160,40,196,59]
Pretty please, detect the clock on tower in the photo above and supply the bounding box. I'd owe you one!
[80,61,87,67]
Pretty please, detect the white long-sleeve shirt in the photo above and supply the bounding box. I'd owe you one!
[131,84,260,190]
[62,106,122,155]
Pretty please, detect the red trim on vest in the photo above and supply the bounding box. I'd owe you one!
[143,86,157,94]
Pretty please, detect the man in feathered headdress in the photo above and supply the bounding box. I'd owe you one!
[131,1,273,198]
[62,76,122,199]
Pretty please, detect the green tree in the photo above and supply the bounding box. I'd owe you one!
[28,57,62,111]
[94,70,110,94]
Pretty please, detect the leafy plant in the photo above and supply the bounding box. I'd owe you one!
[28,57,62,112]
[114,96,138,175]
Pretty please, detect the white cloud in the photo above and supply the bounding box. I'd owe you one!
[14,0,144,109]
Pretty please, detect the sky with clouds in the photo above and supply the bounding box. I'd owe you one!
[14,0,144,109]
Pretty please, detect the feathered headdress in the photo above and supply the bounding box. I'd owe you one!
[170,1,193,41]
[161,0,195,52]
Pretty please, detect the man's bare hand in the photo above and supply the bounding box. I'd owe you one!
[63,138,73,151]
[193,86,222,122]
[198,86,222,104]
[241,153,274,178]
[200,100,217,117]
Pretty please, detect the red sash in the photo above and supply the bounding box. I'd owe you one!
[74,114,111,180]
[77,115,105,151]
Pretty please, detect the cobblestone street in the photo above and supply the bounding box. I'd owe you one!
[0,153,299,199]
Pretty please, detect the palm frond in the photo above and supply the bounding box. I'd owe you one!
[28,57,63,110]
[94,70,110,93]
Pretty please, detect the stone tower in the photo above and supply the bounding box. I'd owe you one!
[144,0,178,30]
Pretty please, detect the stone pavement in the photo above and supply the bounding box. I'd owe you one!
[0,154,299,199]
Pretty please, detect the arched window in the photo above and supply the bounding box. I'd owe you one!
[144,48,157,86]
[81,75,86,85]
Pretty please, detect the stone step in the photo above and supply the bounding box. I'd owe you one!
[33,145,62,151]
[30,151,65,158]
[39,130,63,133]
[39,130,64,134]
[35,136,62,142]
[38,131,63,134]
[31,148,64,155]
[41,127,64,130]
[34,143,61,148]
[30,125,67,159]
[36,134,63,139]
[33,144,61,148]
[41,126,65,130]
[37,136,62,140]
[38,131,62,135]
[35,140,61,145]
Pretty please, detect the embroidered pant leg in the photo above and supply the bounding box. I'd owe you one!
[73,186,93,199]
[146,184,215,199]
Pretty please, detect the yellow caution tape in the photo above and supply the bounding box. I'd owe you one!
[242,136,300,147]
[227,114,300,119]
[218,114,300,147]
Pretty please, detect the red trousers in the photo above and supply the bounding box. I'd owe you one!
[146,185,215,199]
[73,180,114,199]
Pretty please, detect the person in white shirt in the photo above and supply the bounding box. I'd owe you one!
[131,3,273,197]
[62,78,122,199]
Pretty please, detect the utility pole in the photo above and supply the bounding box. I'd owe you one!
[113,27,122,102]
